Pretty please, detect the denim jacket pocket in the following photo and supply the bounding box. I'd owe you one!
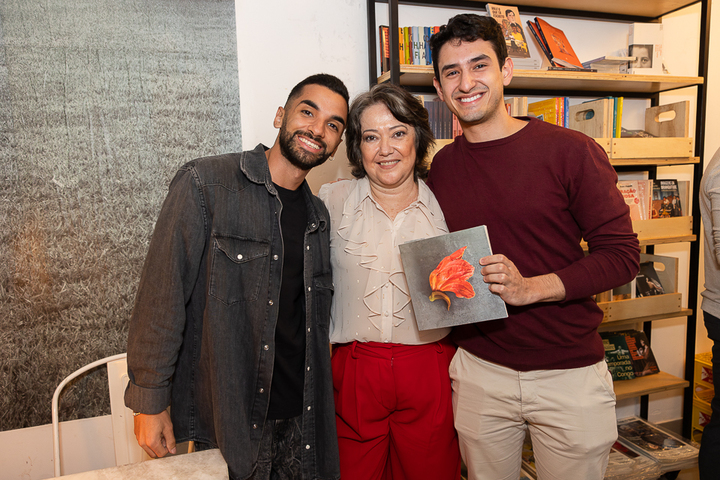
[312,272,334,331]
[210,235,270,305]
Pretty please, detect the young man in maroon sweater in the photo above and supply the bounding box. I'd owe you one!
[426,14,640,480]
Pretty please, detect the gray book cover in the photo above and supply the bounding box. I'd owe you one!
[398,225,508,330]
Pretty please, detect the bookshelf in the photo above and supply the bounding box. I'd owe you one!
[368,0,710,437]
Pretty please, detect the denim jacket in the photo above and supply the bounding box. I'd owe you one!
[125,144,339,480]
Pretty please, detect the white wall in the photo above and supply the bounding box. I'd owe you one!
[3,1,719,478]
[235,0,367,191]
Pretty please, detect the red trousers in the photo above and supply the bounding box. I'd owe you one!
[332,340,461,480]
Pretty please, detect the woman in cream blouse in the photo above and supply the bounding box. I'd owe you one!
[319,83,461,480]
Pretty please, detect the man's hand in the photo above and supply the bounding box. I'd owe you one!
[133,410,177,458]
[479,254,566,306]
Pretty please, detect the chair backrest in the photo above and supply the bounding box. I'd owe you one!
[106,355,151,466]
[52,353,149,477]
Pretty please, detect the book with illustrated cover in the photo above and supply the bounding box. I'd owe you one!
[636,261,665,298]
[601,330,659,379]
[533,17,583,69]
[616,416,699,471]
[625,329,660,377]
[601,332,636,381]
[486,4,531,59]
[398,225,508,330]
[652,179,682,218]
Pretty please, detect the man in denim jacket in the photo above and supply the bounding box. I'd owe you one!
[124,73,349,480]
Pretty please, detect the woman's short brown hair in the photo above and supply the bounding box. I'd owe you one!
[345,83,435,180]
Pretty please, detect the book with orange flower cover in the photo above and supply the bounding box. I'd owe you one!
[398,225,508,330]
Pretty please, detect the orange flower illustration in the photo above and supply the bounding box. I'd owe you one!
[428,246,475,310]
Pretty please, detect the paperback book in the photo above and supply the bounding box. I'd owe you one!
[616,416,699,472]
[485,4,531,60]
[398,225,508,330]
[531,17,583,69]
[601,330,659,380]
[652,179,682,218]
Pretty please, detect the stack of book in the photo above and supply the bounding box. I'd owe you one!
[521,417,699,478]
[617,417,699,474]
[417,96,462,140]
[379,25,439,73]
[527,97,569,127]
[526,16,587,70]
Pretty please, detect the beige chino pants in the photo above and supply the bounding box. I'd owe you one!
[450,347,617,480]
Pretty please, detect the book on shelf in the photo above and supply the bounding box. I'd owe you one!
[531,17,584,69]
[617,416,699,471]
[636,261,666,298]
[617,179,652,221]
[527,97,567,127]
[628,23,664,75]
[581,55,633,74]
[602,332,637,381]
[652,179,683,218]
[380,25,442,73]
[601,330,659,380]
[485,4,540,70]
[422,99,460,140]
[379,25,390,74]
[606,440,663,479]
[505,96,528,117]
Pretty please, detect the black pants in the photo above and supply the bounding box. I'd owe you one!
[699,311,720,480]
[196,415,303,480]
[252,416,303,480]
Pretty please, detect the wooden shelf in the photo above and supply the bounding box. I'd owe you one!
[610,157,699,167]
[378,66,703,94]
[633,217,695,246]
[398,0,701,20]
[598,293,690,325]
[614,371,689,400]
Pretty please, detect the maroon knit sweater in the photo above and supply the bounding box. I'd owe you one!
[427,117,640,371]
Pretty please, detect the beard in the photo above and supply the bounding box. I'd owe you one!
[278,121,331,171]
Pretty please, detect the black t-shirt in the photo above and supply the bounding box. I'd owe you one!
[267,183,307,419]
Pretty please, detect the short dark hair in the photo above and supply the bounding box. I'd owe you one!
[285,73,350,109]
[430,14,507,82]
[345,83,435,180]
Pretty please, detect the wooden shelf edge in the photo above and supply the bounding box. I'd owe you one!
[600,308,693,327]
[610,157,699,166]
[639,235,696,246]
[614,371,689,400]
[379,66,703,93]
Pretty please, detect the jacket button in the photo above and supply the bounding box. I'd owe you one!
[305,445,311,450]
[268,300,273,306]
[307,287,311,292]
[264,345,269,350]
[253,424,258,429]
[259,388,264,393]
[273,254,279,260]
[237,254,243,260]
[306,245,310,250]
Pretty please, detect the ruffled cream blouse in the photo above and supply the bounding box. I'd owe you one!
[319,177,451,345]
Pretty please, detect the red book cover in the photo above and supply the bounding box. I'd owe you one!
[534,17,583,69]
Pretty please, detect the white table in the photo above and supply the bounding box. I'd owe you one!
[52,449,228,479]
